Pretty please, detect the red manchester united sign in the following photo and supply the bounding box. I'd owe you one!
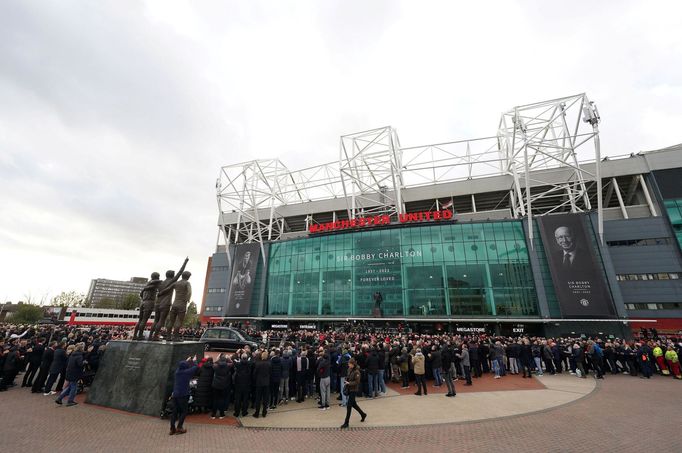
[308,209,454,234]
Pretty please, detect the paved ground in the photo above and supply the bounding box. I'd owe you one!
[239,374,588,429]
[1,373,680,452]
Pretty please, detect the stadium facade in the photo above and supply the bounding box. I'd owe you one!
[200,94,682,337]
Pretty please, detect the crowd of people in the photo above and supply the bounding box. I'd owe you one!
[0,323,120,395]
[165,326,682,433]
[2,322,681,434]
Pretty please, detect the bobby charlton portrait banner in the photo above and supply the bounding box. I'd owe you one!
[537,214,615,317]
[226,243,261,316]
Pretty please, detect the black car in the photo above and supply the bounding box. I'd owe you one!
[200,327,259,352]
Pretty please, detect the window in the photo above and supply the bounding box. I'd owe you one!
[220,330,237,340]
[267,220,539,318]
[625,303,682,310]
[616,272,681,281]
[607,238,671,247]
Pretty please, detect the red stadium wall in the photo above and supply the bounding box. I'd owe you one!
[629,318,682,335]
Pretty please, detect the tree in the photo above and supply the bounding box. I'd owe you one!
[98,298,117,309]
[52,291,87,307]
[183,302,198,327]
[119,293,140,310]
[11,304,44,324]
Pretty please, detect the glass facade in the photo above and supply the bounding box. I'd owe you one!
[266,221,539,318]
[663,199,682,252]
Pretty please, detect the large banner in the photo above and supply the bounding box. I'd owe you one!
[537,214,615,317]
[226,243,261,316]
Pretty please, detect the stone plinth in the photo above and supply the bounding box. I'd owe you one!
[86,340,204,416]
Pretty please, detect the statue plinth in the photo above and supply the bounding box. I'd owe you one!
[86,340,204,416]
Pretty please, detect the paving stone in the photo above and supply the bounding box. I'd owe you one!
[0,374,680,452]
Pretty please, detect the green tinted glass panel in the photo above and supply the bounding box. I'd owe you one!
[265,220,539,318]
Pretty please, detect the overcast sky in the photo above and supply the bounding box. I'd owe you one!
[1,1,681,307]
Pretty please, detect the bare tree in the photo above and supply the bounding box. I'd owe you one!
[52,291,87,307]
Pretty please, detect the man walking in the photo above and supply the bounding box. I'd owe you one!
[43,342,67,395]
[55,343,86,407]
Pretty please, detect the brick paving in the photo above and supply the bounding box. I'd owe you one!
[1,374,680,452]
[387,372,545,395]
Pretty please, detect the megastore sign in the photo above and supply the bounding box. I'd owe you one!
[308,209,454,234]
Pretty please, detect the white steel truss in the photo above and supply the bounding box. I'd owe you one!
[497,93,603,243]
[340,126,404,218]
[216,93,606,247]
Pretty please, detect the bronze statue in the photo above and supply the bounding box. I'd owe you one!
[166,271,192,341]
[150,259,188,341]
[133,257,188,341]
[372,291,383,318]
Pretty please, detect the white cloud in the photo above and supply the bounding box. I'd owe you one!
[0,0,681,306]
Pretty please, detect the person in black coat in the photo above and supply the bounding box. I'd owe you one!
[252,351,271,418]
[295,351,309,403]
[232,354,252,417]
[210,355,232,419]
[479,342,490,373]
[442,344,456,396]
[365,349,380,398]
[55,343,85,406]
[43,343,67,395]
[429,346,443,386]
[0,343,22,391]
[519,339,533,378]
[22,339,45,388]
[32,341,56,393]
[469,342,481,378]
[195,358,214,412]
[269,351,282,409]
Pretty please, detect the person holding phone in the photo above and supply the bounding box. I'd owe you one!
[169,355,198,435]
[340,358,366,429]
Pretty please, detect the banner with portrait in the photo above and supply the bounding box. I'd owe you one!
[226,243,261,316]
[537,214,615,317]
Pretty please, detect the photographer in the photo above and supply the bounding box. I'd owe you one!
[169,356,198,435]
